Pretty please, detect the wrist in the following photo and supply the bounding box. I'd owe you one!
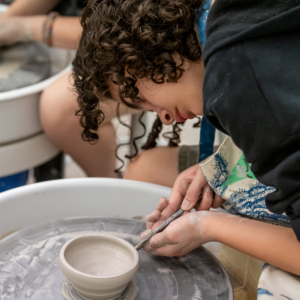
[190,211,220,243]
[196,211,230,243]
[25,16,46,42]
[204,211,223,242]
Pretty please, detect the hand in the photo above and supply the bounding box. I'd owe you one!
[0,17,34,46]
[148,164,224,230]
[142,211,215,257]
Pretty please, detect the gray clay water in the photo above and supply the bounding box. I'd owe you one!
[0,217,233,300]
[0,42,51,92]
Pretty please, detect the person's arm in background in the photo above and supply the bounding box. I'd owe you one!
[0,0,82,49]
[1,0,60,16]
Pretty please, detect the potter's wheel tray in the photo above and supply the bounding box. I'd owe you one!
[0,218,233,300]
[0,42,51,92]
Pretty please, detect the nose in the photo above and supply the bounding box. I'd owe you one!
[156,108,174,125]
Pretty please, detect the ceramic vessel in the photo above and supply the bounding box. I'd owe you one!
[59,234,139,300]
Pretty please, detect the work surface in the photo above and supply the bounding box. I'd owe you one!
[0,217,233,300]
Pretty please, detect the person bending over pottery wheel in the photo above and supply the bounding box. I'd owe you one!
[71,0,300,298]
[0,0,198,181]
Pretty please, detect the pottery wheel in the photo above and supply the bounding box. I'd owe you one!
[0,218,233,300]
[0,42,51,92]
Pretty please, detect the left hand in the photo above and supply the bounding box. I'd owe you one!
[0,17,34,46]
[142,211,216,257]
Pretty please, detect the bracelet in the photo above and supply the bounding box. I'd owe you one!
[42,11,59,46]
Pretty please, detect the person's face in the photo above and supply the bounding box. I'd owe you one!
[108,55,205,125]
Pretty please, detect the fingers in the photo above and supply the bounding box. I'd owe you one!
[166,164,199,213]
[143,231,170,253]
[146,244,181,257]
[181,167,207,210]
[152,197,179,230]
[146,197,168,229]
[144,234,194,257]
[146,210,161,230]
[140,229,152,239]
[197,184,214,211]
[156,197,168,211]
[212,194,225,208]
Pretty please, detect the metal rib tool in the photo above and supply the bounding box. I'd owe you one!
[135,194,203,251]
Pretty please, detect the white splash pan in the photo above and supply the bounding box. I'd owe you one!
[0,178,172,237]
[0,3,74,145]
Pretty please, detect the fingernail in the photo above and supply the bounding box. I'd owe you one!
[182,198,190,210]
[204,185,212,193]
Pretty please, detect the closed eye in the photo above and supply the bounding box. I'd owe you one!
[134,95,147,107]
[135,96,146,103]
[120,96,140,109]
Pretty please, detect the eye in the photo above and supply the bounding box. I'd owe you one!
[134,96,145,105]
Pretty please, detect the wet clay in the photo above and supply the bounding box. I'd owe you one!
[66,243,132,277]
[60,235,139,300]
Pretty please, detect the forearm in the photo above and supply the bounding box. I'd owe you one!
[2,0,60,17]
[52,17,82,49]
[20,16,81,50]
[208,213,300,275]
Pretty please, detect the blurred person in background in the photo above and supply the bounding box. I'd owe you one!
[0,0,138,178]
[0,0,205,186]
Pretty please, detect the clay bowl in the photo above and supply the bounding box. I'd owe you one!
[59,234,139,300]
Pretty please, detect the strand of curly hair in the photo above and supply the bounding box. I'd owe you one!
[114,104,146,172]
[114,112,202,173]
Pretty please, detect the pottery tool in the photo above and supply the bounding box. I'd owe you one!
[135,194,203,251]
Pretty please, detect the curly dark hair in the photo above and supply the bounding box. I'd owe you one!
[73,0,203,142]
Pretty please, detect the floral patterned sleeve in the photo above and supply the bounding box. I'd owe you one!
[199,137,290,226]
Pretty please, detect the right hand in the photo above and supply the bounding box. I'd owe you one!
[147,163,224,230]
[143,211,216,257]
[0,17,34,46]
